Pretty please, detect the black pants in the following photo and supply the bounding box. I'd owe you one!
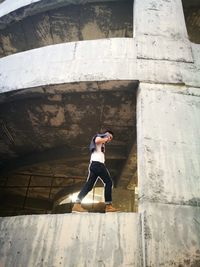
[77,161,113,204]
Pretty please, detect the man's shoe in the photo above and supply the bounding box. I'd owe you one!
[105,204,120,212]
[72,203,88,213]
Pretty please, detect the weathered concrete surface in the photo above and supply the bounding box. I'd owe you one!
[134,0,193,62]
[137,83,200,206]
[140,203,200,267]
[134,0,188,38]
[0,1,133,57]
[0,213,142,267]
[0,38,200,94]
[0,38,136,93]
[136,35,193,62]
[0,0,126,20]
[137,83,200,266]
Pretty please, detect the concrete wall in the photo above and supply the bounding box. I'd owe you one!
[0,213,142,267]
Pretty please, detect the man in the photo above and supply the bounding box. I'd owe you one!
[72,130,119,212]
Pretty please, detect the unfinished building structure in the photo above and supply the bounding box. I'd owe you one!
[0,0,200,266]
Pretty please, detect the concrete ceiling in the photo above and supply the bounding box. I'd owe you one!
[0,80,138,215]
[0,0,133,58]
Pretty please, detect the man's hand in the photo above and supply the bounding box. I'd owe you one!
[95,134,112,144]
[107,134,113,142]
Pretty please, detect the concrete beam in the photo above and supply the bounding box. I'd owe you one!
[0,39,199,94]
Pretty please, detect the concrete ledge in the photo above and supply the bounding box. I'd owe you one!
[0,213,142,267]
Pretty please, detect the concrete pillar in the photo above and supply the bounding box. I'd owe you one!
[134,0,193,62]
[137,83,200,266]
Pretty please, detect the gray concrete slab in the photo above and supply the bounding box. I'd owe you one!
[0,213,142,267]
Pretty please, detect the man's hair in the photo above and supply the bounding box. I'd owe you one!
[103,130,114,137]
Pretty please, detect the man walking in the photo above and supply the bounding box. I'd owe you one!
[72,130,119,212]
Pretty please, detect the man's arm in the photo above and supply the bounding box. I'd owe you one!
[95,134,112,144]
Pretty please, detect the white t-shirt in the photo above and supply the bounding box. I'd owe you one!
[90,142,105,163]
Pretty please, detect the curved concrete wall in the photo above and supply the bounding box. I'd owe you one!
[0,38,200,94]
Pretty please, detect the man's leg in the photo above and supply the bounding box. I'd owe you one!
[99,164,120,212]
[72,163,98,212]
[98,165,113,204]
[76,171,98,202]
[76,162,99,202]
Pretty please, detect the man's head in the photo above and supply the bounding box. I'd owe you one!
[104,130,114,142]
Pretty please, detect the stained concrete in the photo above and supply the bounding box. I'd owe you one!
[0,38,200,94]
[0,0,127,21]
[0,1,133,57]
[140,203,200,267]
[137,83,200,206]
[0,213,142,267]
[137,83,200,266]
[134,0,193,62]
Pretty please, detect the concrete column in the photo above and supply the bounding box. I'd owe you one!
[134,0,193,62]
[137,82,200,266]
